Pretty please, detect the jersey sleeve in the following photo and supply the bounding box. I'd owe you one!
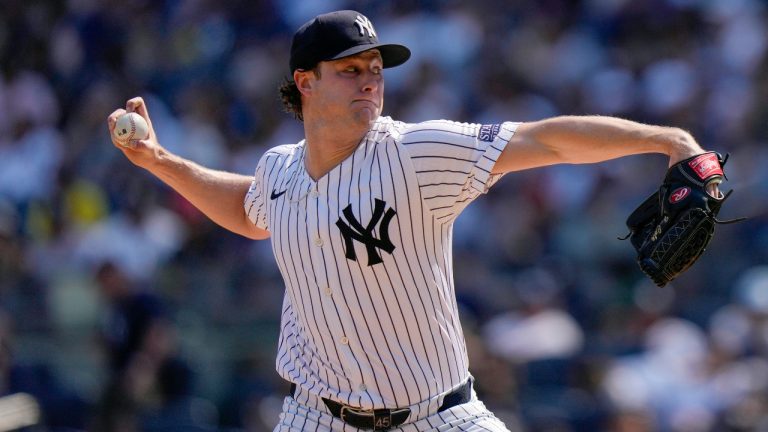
[399,120,519,218]
[243,153,269,231]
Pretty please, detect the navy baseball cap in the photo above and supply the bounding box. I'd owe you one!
[289,10,411,73]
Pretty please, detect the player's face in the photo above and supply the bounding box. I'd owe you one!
[311,50,385,126]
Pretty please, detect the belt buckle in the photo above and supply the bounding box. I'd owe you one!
[339,405,358,424]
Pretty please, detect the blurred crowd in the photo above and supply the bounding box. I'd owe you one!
[1,0,767,431]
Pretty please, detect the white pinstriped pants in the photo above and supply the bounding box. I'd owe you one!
[273,388,511,431]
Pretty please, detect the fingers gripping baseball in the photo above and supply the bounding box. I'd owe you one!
[109,97,153,147]
[107,97,163,168]
[126,97,154,131]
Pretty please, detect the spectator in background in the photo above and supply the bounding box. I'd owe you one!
[0,309,88,430]
[91,261,214,431]
[142,357,218,432]
[0,69,64,210]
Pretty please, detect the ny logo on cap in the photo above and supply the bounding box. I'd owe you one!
[354,15,377,38]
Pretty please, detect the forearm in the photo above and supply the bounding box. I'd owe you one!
[148,151,269,240]
[107,98,268,239]
[496,115,704,173]
[533,115,700,162]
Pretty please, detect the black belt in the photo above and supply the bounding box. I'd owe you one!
[288,378,472,431]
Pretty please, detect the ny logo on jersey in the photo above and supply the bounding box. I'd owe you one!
[354,15,377,38]
[336,199,396,266]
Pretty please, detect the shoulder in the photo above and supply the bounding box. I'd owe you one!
[257,141,304,168]
[398,119,480,143]
[367,116,404,140]
[369,117,473,141]
[263,142,303,158]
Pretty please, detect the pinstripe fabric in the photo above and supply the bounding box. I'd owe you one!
[245,116,518,429]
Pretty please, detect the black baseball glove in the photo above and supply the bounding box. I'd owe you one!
[622,152,745,287]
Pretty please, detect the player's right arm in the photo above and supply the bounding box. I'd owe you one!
[107,97,269,240]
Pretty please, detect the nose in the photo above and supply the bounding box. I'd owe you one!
[361,71,382,93]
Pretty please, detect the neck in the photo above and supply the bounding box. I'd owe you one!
[302,116,374,181]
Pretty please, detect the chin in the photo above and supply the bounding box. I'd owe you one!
[352,108,380,126]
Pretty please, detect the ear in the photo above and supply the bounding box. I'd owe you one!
[294,69,314,97]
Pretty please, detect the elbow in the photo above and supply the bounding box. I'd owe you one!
[235,217,270,240]
[248,232,270,241]
[241,227,270,240]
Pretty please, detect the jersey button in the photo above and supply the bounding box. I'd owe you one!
[340,336,349,345]
[358,384,367,392]
[313,236,323,247]
[324,287,332,296]
[310,190,319,199]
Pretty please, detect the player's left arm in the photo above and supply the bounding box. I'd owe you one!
[493,115,706,174]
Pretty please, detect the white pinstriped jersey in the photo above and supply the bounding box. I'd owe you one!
[244,116,518,411]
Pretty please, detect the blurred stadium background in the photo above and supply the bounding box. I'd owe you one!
[1,0,767,431]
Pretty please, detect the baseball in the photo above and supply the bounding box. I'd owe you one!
[113,112,149,146]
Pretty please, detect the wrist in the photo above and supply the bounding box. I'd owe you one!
[665,128,703,166]
[147,147,179,177]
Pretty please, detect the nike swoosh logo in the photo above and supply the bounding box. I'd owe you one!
[270,189,287,200]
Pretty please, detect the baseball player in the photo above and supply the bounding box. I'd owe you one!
[107,10,717,432]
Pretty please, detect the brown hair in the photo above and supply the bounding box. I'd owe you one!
[278,68,321,122]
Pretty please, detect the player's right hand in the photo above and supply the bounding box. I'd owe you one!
[107,97,165,169]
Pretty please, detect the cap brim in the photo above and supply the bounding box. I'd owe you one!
[330,43,411,68]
